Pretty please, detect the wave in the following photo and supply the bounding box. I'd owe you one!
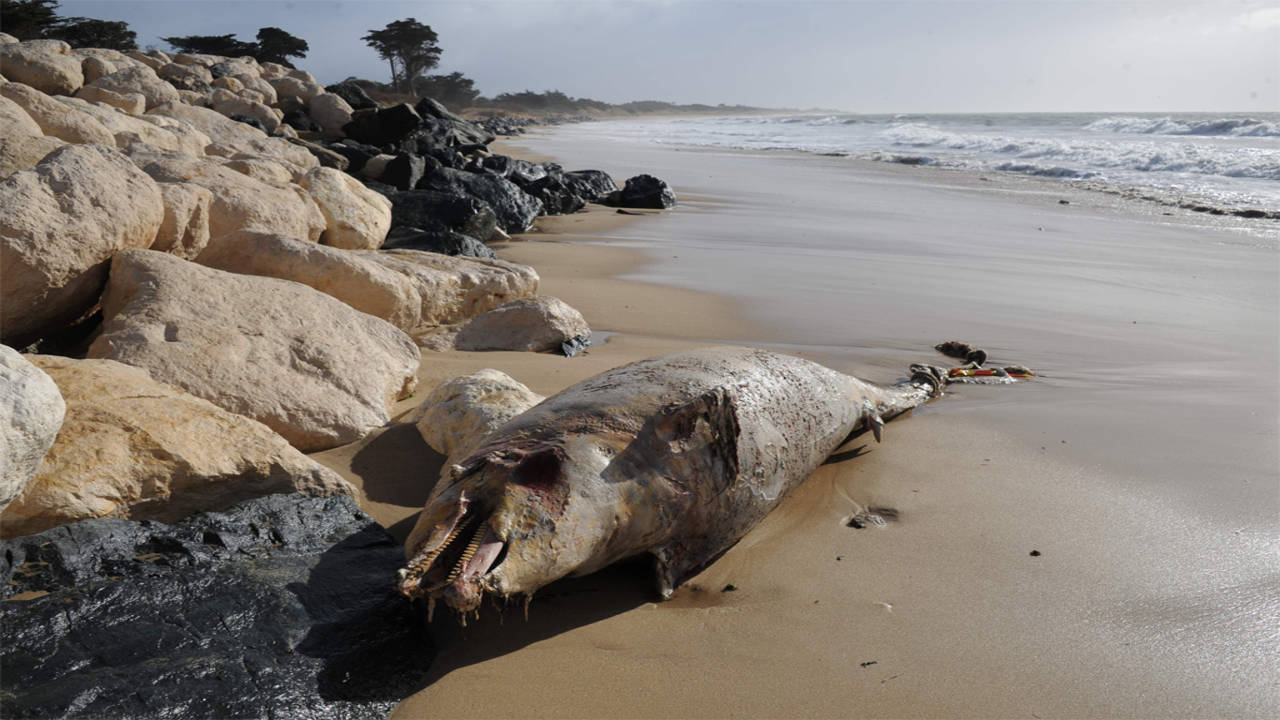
[1084,116,1280,138]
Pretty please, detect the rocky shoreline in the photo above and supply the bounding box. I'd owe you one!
[1,38,676,716]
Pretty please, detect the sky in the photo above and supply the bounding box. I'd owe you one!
[56,0,1279,112]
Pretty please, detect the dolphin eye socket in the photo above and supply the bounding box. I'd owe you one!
[513,447,564,490]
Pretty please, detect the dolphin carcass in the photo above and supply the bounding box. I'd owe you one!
[398,345,1031,617]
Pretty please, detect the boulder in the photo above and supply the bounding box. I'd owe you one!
[326,138,380,174]
[73,84,146,114]
[285,137,349,170]
[454,296,590,352]
[0,41,83,95]
[0,355,354,538]
[260,61,290,78]
[381,227,496,259]
[0,32,18,44]
[87,250,419,451]
[285,68,318,84]
[196,230,422,332]
[382,152,426,190]
[0,93,42,136]
[129,149,325,245]
[0,346,65,514]
[360,153,394,180]
[157,61,212,91]
[0,493,431,719]
[126,49,169,70]
[300,166,392,250]
[566,168,618,199]
[309,92,353,137]
[0,81,115,145]
[232,73,278,105]
[324,81,377,111]
[0,133,63,178]
[152,182,213,259]
[0,145,164,346]
[223,154,296,185]
[88,65,180,110]
[59,97,211,155]
[269,76,324,104]
[418,166,543,233]
[524,170,588,215]
[212,95,279,134]
[78,55,117,84]
[603,173,677,209]
[411,369,543,468]
[367,249,539,326]
[147,102,317,170]
[388,189,499,241]
[341,103,422,147]
[481,154,548,184]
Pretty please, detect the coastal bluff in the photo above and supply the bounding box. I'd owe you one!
[0,36,679,715]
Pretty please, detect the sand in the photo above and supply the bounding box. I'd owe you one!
[313,128,1278,718]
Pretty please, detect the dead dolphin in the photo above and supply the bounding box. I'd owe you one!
[397,346,962,616]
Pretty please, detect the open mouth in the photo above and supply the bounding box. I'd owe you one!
[398,504,507,608]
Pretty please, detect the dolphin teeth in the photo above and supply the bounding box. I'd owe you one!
[399,514,471,598]
[432,520,488,591]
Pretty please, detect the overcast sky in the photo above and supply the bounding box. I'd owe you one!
[58,0,1278,112]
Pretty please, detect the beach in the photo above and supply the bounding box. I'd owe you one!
[309,123,1280,717]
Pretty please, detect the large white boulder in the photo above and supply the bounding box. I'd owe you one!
[300,166,392,250]
[0,144,164,345]
[88,65,180,110]
[0,346,65,514]
[74,84,146,114]
[0,93,41,136]
[157,61,212,90]
[411,369,544,468]
[0,133,64,178]
[147,101,316,170]
[309,92,353,137]
[269,76,324,104]
[0,81,115,145]
[0,354,355,538]
[129,148,325,245]
[58,96,211,155]
[196,230,423,331]
[367,250,540,326]
[212,94,279,134]
[87,250,420,452]
[0,41,83,95]
[454,296,591,352]
[153,181,213,259]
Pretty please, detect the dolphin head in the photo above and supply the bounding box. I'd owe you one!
[398,434,631,615]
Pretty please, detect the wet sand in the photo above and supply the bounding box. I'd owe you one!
[317,127,1278,717]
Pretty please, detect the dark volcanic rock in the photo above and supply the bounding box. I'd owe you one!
[389,189,500,240]
[325,81,379,111]
[565,169,619,200]
[327,139,382,175]
[481,155,548,185]
[417,167,543,233]
[342,103,423,148]
[287,137,350,171]
[0,493,432,720]
[602,173,677,209]
[383,153,427,191]
[382,227,496,259]
[524,171,587,215]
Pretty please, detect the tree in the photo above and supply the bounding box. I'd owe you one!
[413,72,479,108]
[0,0,59,40]
[161,33,257,57]
[362,18,440,94]
[253,26,308,67]
[46,17,137,51]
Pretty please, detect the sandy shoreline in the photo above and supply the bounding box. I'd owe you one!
[315,125,1277,718]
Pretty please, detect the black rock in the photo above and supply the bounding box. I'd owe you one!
[602,173,677,209]
[326,139,381,175]
[417,167,543,234]
[342,103,423,148]
[481,155,548,186]
[207,61,237,79]
[383,153,426,191]
[227,113,267,134]
[414,98,495,147]
[282,108,319,133]
[524,170,587,215]
[0,493,432,719]
[325,81,379,111]
[565,169,619,201]
[382,227,496,259]
[389,189,500,241]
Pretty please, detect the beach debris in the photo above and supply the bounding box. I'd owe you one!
[1059,199,1070,205]
[934,340,987,366]
[398,343,1032,618]
[561,334,592,358]
[722,584,739,592]
[860,661,878,668]
[1029,550,1042,557]
[932,342,1036,384]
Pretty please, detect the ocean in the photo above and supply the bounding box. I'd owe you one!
[566,112,1280,219]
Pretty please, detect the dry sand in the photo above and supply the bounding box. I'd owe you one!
[314,129,1278,718]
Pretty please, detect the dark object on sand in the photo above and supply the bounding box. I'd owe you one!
[602,173,677,209]
[934,340,988,367]
[0,494,431,719]
[1059,199,1070,205]
[560,334,591,358]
